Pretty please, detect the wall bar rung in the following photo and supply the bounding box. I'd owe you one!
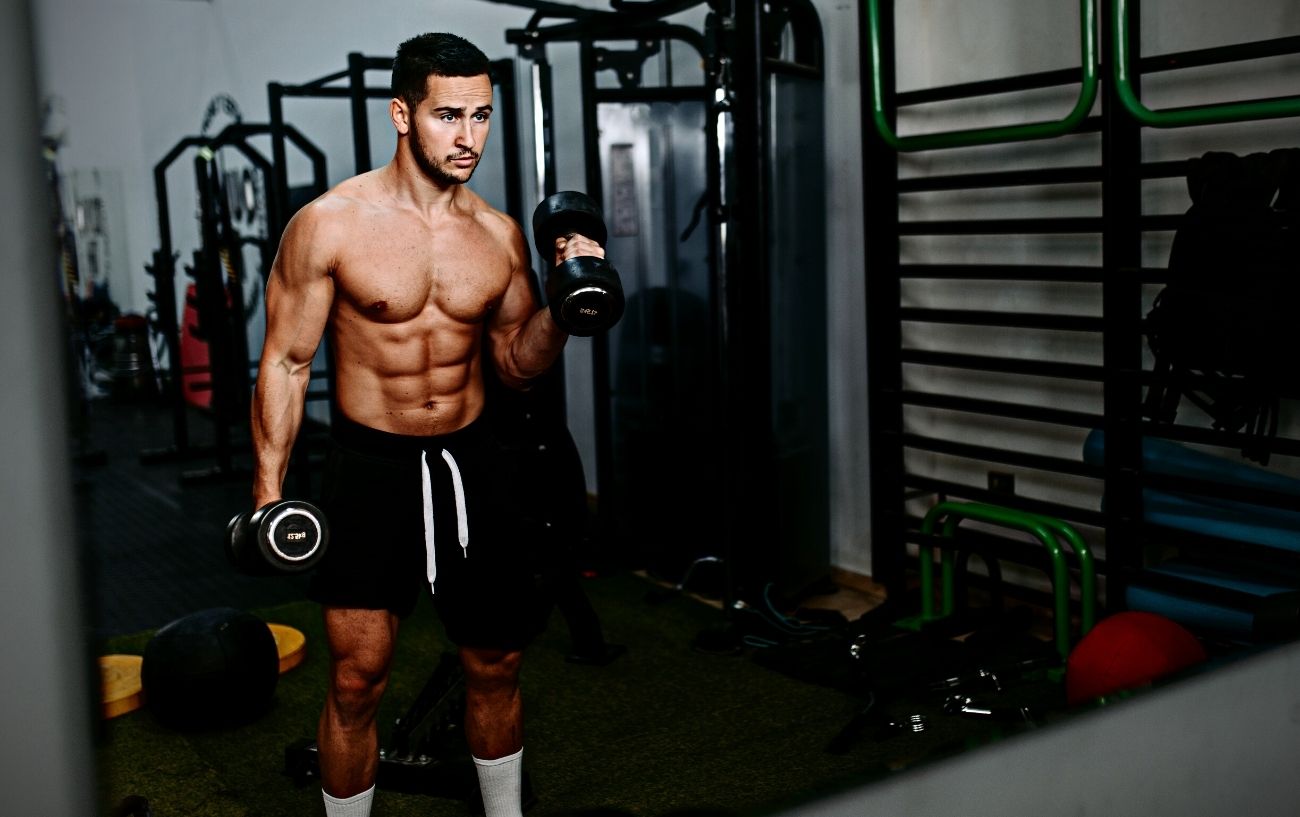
[900,349,1107,381]
[902,433,1104,477]
[899,216,1104,235]
[905,474,1106,528]
[899,165,1103,192]
[902,390,1104,428]
[900,264,1105,282]
[901,308,1105,332]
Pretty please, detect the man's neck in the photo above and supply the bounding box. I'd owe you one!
[384,150,464,215]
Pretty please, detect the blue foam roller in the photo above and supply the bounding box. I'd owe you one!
[1083,429,1300,496]
[1126,586,1257,639]
[1127,560,1300,641]
[1084,429,1300,550]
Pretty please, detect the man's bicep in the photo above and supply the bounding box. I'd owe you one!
[263,273,333,371]
[488,219,542,343]
[485,261,547,388]
[493,263,541,337]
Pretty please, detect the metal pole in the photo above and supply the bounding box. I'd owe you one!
[861,0,906,592]
[1100,0,1145,613]
[722,0,774,604]
[348,52,373,174]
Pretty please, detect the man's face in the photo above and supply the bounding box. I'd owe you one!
[406,73,493,187]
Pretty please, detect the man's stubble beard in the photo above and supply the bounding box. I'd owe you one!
[409,114,479,187]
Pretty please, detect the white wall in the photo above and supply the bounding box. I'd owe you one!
[33,0,548,315]
[818,0,872,578]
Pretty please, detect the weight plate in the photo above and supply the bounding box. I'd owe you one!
[257,502,328,572]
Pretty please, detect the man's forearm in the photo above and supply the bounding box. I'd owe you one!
[250,362,310,508]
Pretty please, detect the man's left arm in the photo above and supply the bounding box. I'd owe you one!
[488,219,602,389]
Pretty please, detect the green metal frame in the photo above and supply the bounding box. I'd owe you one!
[915,501,1096,659]
[866,0,1099,151]
[1111,0,1300,127]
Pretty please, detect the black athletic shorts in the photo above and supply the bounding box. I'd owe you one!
[307,413,546,650]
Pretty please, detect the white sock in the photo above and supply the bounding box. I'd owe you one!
[322,784,374,817]
[473,747,524,817]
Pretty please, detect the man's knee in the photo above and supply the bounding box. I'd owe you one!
[460,647,522,693]
[328,657,390,720]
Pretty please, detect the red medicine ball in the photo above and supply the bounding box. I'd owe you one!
[1066,611,1207,706]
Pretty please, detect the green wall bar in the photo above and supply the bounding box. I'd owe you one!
[1111,0,1300,127]
[867,0,1099,151]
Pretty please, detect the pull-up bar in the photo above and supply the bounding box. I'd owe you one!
[866,0,1300,151]
[1110,0,1300,128]
[866,0,1099,152]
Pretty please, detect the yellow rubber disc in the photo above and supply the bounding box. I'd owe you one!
[98,654,144,719]
[267,623,306,674]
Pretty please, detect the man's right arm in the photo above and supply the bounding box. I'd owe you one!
[250,204,336,510]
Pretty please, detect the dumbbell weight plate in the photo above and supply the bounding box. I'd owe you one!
[546,256,625,337]
[532,191,608,261]
[254,500,329,573]
[554,285,624,337]
[226,511,253,571]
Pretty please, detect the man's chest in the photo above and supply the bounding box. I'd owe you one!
[334,225,513,324]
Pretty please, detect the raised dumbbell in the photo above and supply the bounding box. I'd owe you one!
[226,500,329,575]
[531,191,625,337]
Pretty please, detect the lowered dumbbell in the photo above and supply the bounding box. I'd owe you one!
[531,191,624,337]
[227,500,329,575]
[943,694,1040,725]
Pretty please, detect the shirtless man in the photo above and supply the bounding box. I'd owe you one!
[250,33,601,817]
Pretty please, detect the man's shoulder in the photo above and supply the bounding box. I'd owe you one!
[318,172,387,214]
[289,175,388,232]
[473,203,521,237]
[466,195,524,249]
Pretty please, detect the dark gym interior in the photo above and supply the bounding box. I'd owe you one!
[6,0,1300,815]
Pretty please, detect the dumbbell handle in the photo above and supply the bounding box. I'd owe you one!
[943,695,1039,723]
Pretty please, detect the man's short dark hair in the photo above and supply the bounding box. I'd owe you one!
[392,33,491,108]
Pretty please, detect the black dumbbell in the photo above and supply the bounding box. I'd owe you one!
[226,500,329,575]
[531,191,625,337]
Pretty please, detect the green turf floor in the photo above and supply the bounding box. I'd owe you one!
[94,572,1058,817]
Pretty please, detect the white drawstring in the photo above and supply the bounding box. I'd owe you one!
[441,449,470,557]
[421,451,437,593]
[421,448,470,594]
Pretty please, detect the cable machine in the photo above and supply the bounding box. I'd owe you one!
[494,0,832,622]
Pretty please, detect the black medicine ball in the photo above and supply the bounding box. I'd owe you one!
[141,607,279,730]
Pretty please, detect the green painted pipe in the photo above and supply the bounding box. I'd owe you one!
[866,0,1099,151]
[1023,510,1096,637]
[1111,0,1300,127]
[918,501,1095,659]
